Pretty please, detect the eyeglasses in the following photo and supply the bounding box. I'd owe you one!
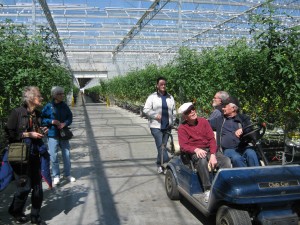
[213,96,221,99]
[35,95,43,99]
[184,106,195,115]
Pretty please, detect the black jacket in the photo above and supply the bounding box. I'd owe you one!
[5,104,42,143]
[209,113,252,150]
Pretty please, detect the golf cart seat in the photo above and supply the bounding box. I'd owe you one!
[180,152,197,171]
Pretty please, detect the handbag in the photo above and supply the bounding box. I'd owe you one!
[59,126,73,140]
[8,142,28,163]
[51,103,73,140]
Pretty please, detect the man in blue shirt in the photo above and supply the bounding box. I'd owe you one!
[209,96,259,167]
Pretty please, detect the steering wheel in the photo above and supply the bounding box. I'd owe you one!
[240,122,266,145]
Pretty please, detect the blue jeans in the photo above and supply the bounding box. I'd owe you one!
[47,137,71,178]
[223,147,259,167]
[150,128,170,166]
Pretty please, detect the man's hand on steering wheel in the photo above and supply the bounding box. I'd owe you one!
[235,128,243,138]
[239,122,266,145]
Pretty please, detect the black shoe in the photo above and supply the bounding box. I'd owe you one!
[8,210,28,224]
[31,215,46,225]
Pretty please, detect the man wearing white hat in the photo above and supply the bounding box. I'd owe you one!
[177,102,231,202]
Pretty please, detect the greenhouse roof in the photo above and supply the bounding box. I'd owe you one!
[0,0,299,82]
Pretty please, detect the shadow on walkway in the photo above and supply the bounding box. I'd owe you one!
[1,95,214,225]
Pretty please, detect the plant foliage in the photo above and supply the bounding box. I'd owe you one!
[0,20,73,117]
[87,5,300,126]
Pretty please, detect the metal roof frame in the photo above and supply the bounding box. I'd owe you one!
[0,0,299,79]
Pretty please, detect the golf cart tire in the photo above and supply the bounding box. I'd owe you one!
[165,169,180,200]
[216,205,252,225]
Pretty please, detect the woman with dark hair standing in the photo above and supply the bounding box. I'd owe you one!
[6,86,49,224]
[143,77,176,174]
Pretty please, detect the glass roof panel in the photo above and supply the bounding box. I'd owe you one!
[0,0,299,75]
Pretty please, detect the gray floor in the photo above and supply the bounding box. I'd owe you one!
[0,95,213,225]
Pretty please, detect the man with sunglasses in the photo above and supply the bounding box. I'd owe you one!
[177,102,231,202]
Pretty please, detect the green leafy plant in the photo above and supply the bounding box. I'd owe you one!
[86,4,299,126]
[0,20,73,116]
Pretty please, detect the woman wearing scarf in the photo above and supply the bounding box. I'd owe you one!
[5,86,49,225]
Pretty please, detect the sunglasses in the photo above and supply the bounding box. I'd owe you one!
[184,105,195,115]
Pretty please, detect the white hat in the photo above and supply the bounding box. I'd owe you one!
[178,102,193,114]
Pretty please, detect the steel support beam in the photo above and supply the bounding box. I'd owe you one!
[163,1,267,53]
[37,0,79,86]
[112,0,170,57]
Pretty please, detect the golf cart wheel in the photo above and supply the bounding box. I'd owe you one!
[216,206,252,225]
[165,169,180,200]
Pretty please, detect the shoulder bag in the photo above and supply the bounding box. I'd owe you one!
[51,103,73,140]
[59,126,73,140]
[8,142,28,163]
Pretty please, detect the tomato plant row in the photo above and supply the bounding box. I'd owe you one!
[0,20,74,119]
[87,10,300,127]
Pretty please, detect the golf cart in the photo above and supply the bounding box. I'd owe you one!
[165,122,300,225]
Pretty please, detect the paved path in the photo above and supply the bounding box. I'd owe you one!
[1,95,214,225]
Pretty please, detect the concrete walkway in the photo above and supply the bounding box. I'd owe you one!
[0,95,213,225]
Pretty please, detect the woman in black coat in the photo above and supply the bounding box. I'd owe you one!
[6,86,48,225]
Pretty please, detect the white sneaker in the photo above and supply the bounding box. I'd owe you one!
[157,166,164,174]
[203,190,210,203]
[53,177,60,185]
[66,176,76,182]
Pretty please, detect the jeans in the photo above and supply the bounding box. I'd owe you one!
[223,147,259,167]
[150,128,170,166]
[47,137,71,178]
